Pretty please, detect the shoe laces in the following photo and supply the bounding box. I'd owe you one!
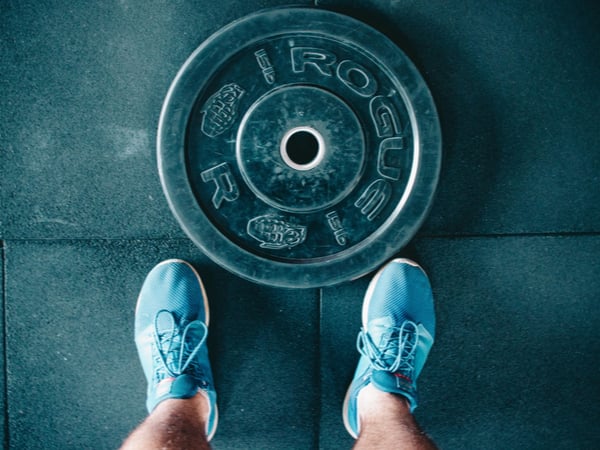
[153,309,208,381]
[358,320,419,378]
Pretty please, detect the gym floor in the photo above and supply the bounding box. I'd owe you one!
[1,1,599,449]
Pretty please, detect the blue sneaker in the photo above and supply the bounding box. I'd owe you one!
[135,259,218,441]
[343,258,435,439]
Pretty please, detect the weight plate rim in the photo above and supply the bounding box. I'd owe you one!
[158,6,442,288]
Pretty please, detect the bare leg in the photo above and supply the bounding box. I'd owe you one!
[353,385,437,450]
[121,392,211,450]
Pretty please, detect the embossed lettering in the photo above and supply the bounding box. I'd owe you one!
[354,179,392,221]
[291,47,337,76]
[336,60,377,97]
[200,163,240,209]
[377,137,405,181]
[247,215,307,250]
[370,96,401,138]
[254,49,276,84]
[200,83,245,138]
[326,211,348,246]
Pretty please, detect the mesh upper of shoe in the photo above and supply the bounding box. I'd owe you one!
[135,260,218,439]
[365,261,435,335]
[135,260,211,395]
[136,261,206,331]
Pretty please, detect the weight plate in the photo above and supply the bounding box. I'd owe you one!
[158,7,442,288]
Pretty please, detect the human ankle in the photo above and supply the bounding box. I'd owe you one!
[155,390,210,423]
[194,390,211,423]
[358,384,411,425]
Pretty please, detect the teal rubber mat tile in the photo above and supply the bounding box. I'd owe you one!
[320,235,600,449]
[0,0,312,240]
[5,239,319,449]
[316,0,600,236]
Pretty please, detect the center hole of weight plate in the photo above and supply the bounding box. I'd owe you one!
[280,126,325,171]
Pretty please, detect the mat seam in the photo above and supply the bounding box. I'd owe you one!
[1,241,8,450]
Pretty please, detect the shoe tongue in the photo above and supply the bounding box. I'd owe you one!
[156,310,176,334]
[372,367,413,390]
[371,370,418,412]
[149,374,199,412]
[170,374,198,397]
[367,317,394,341]
[369,316,393,327]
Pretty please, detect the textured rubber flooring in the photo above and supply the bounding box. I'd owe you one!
[1,0,598,448]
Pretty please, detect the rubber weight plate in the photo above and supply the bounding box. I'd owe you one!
[158,7,441,288]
